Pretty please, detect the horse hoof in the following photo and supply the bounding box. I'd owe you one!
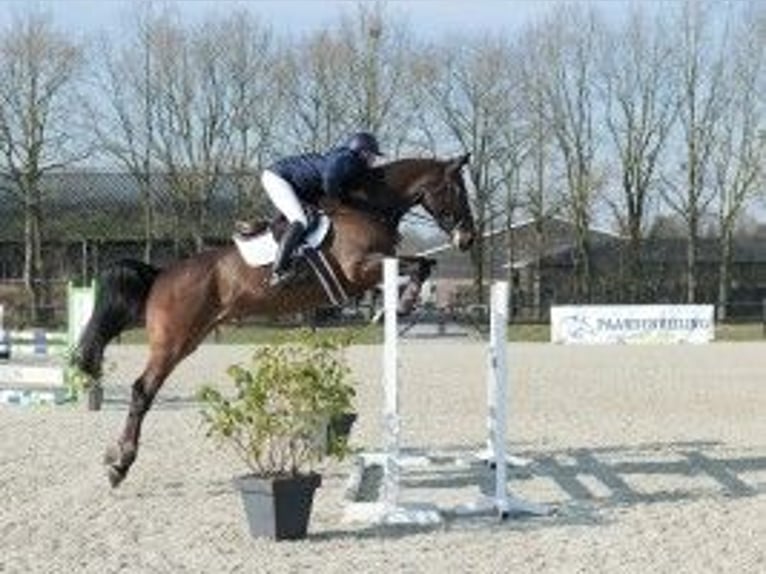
[104,444,121,466]
[107,465,126,488]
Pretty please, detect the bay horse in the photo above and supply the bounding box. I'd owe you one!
[75,154,475,487]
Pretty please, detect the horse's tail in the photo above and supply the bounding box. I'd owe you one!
[74,259,161,379]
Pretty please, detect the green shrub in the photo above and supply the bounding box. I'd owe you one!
[197,331,356,477]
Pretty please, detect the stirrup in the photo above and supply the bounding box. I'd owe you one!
[269,267,296,288]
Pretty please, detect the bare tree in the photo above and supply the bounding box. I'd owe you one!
[540,6,604,301]
[150,15,234,253]
[416,36,516,303]
[601,6,677,301]
[91,4,162,262]
[0,13,85,322]
[711,5,765,319]
[662,0,727,303]
[404,45,441,153]
[492,50,532,312]
[220,11,279,220]
[280,30,350,151]
[516,23,566,319]
[281,3,413,152]
[95,7,279,248]
[344,4,414,148]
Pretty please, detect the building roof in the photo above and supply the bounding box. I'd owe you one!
[0,171,264,243]
[418,216,622,280]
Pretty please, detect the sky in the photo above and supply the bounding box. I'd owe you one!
[0,0,637,39]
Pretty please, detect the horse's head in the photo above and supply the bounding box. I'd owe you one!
[418,153,475,250]
[351,154,476,250]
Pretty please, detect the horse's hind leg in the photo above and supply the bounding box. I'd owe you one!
[103,350,177,488]
[101,251,231,487]
[104,320,217,487]
[104,308,224,487]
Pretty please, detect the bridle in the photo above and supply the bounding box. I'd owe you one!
[342,159,473,238]
[413,177,472,236]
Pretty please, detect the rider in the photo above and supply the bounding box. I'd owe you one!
[258,131,383,287]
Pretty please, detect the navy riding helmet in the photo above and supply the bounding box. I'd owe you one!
[345,131,383,156]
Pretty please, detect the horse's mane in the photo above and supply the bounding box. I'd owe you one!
[371,157,442,187]
[317,157,446,246]
[340,157,440,221]
[319,198,403,246]
[316,159,423,245]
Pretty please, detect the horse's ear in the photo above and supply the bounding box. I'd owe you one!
[447,153,471,174]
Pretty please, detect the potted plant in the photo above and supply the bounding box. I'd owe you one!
[197,332,356,540]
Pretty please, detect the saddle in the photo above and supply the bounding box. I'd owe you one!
[235,206,321,242]
[232,208,348,305]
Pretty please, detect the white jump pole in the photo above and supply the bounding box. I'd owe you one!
[347,266,546,524]
[381,257,401,512]
[368,257,442,525]
[486,281,551,518]
[488,281,509,515]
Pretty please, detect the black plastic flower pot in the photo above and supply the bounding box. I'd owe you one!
[86,385,104,411]
[234,472,322,540]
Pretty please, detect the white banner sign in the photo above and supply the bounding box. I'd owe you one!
[551,305,715,344]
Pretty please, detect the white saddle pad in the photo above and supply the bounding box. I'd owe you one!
[233,215,331,267]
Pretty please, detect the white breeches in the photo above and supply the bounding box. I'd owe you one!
[261,170,308,227]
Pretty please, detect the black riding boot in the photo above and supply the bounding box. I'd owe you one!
[270,221,306,287]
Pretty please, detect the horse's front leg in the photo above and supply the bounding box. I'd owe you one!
[396,256,437,316]
[346,254,436,320]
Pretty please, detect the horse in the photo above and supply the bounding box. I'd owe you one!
[74,154,476,487]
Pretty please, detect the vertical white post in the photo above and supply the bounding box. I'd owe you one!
[489,281,510,516]
[381,258,400,511]
[483,281,551,519]
[67,281,96,349]
[344,257,441,526]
